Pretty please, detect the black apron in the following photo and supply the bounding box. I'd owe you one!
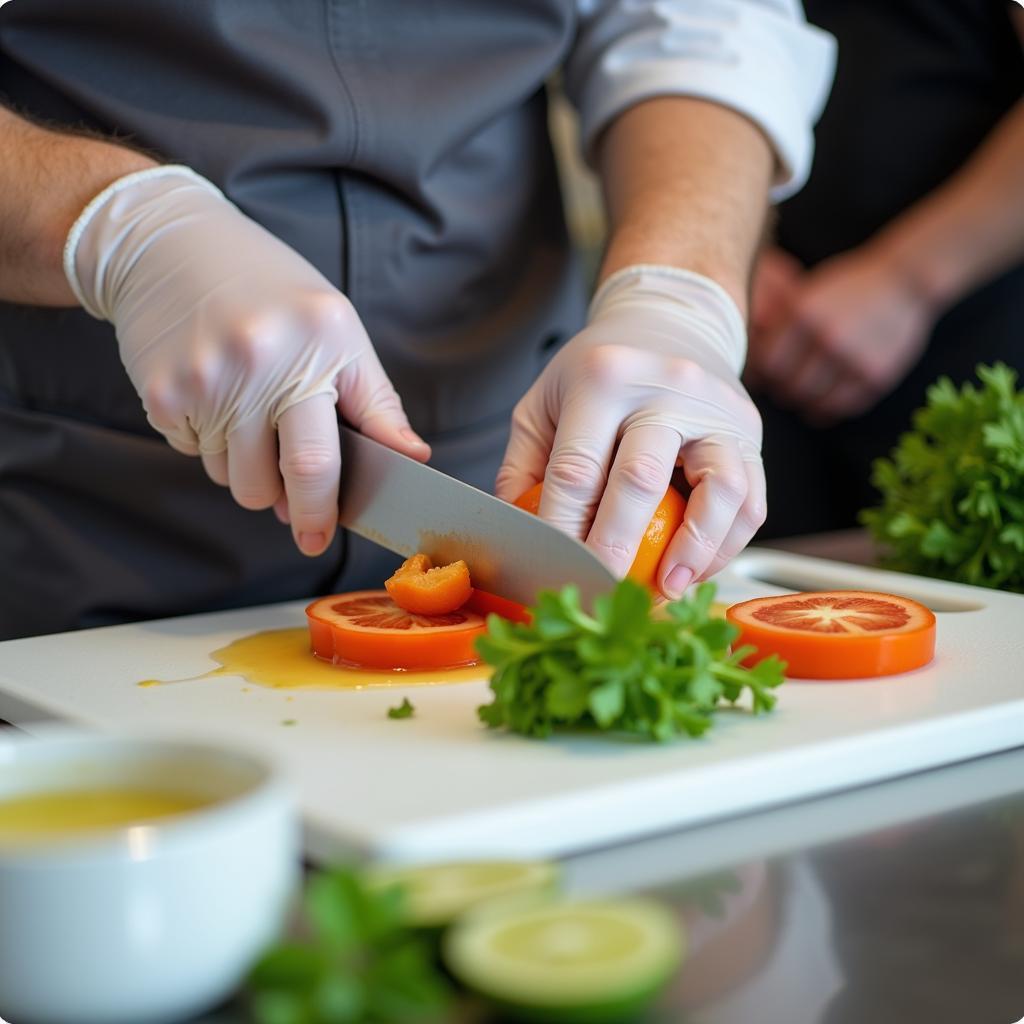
[755,0,1024,539]
[0,0,586,638]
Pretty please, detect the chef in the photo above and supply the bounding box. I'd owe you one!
[0,1,833,639]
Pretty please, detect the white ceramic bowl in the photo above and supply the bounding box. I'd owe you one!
[0,730,299,1024]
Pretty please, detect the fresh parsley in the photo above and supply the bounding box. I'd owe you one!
[475,580,785,742]
[387,698,415,720]
[861,363,1024,592]
[247,867,450,1024]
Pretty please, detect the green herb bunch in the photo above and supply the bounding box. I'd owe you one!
[861,363,1024,592]
[247,867,450,1024]
[476,580,785,742]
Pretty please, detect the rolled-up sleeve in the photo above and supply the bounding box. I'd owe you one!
[565,0,836,199]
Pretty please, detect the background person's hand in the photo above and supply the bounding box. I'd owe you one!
[749,246,803,349]
[65,167,429,557]
[496,266,766,599]
[746,245,937,424]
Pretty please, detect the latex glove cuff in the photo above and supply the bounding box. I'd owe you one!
[588,264,748,377]
[63,165,224,320]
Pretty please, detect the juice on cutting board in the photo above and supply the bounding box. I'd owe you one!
[138,627,485,691]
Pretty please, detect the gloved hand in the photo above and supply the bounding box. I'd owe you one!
[64,166,428,556]
[497,266,765,598]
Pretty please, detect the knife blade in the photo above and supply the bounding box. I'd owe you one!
[337,426,616,607]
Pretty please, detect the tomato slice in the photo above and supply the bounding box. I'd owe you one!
[306,590,486,670]
[464,588,532,624]
[726,590,936,680]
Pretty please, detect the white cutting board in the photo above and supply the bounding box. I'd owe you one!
[1,550,1022,863]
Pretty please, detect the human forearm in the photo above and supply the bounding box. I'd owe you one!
[868,98,1024,312]
[597,96,774,316]
[0,105,155,305]
[499,96,772,594]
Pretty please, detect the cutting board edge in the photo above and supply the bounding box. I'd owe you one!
[333,697,1024,864]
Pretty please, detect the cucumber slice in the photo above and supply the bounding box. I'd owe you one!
[444,898,684,1023]
[366,860,560,929]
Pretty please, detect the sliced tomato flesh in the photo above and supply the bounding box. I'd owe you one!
[727,590,936,680]
[306,590,486,670]
[750,593,918,634]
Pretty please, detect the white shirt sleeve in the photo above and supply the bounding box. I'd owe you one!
[566,0,837,200]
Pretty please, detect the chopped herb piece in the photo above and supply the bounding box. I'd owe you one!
[387,698,415,720]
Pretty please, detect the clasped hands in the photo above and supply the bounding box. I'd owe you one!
[746,245,938,423]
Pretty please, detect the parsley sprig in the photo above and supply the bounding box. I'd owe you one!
[247,867,450,1024]
[476,580,785,742]
[862,363,1024,592]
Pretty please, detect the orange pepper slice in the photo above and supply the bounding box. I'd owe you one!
[514,482,687,593]
[464,588,532,624]
[385,554,473,616]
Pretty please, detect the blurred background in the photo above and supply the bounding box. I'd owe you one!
[551,0,1024,545]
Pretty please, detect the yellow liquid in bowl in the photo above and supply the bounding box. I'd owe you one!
[0,789,214,845]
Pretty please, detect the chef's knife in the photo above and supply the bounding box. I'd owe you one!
[337,426,616,607]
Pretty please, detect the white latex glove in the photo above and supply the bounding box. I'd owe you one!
[497,265,765,598]
[64,166,429,556]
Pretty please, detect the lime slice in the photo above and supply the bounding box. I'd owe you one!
[444,898,684,1023]
[366,860,560,929]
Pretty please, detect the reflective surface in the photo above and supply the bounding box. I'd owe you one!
[197,746,1024,1023]
[574,746,1024,1024]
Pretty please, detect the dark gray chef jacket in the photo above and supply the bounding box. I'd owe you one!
[0,0,832,638]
